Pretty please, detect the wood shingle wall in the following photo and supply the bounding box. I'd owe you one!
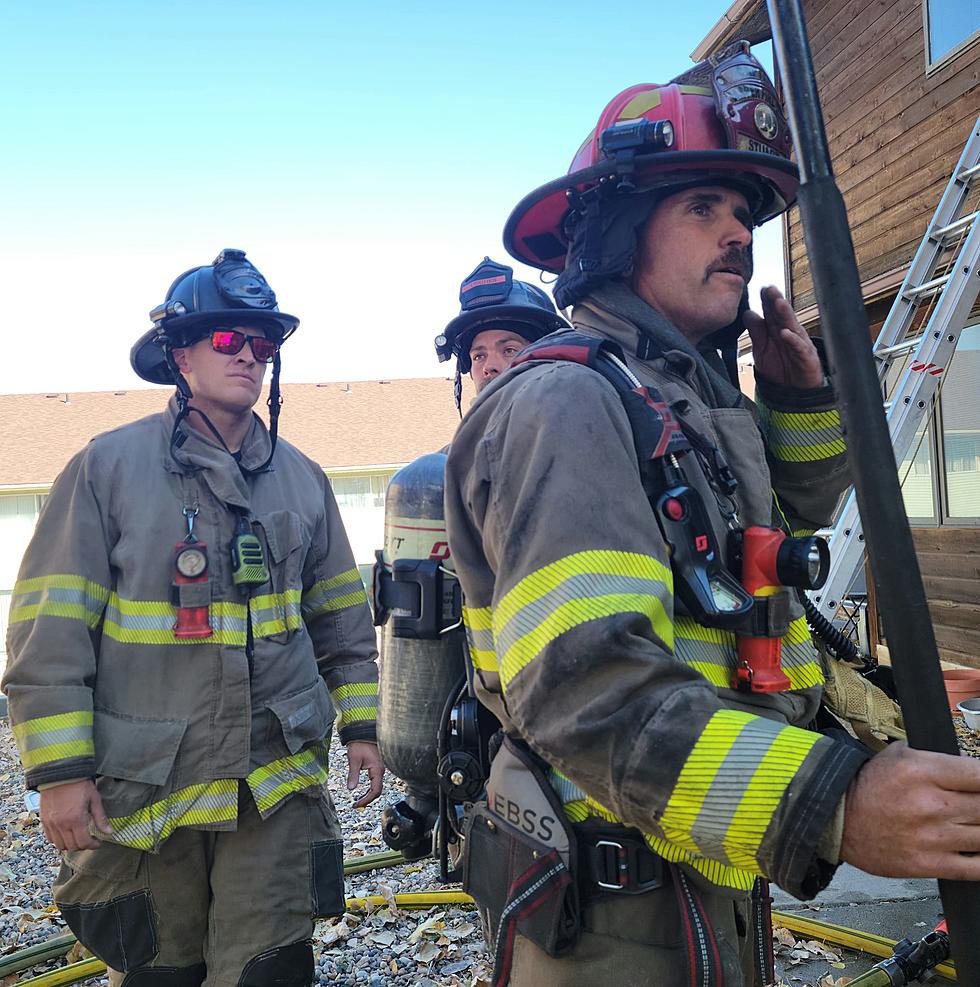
[785,0,980,312]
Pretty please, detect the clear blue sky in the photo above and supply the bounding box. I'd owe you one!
[0,1,786,394]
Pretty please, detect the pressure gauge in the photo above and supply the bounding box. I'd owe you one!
[176,545,208,579]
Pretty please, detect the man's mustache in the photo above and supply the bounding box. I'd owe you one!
[705,247,753,283]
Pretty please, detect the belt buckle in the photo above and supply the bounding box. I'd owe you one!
[592,838,663,895]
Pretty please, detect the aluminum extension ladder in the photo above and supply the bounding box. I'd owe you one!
[810,113,980,624]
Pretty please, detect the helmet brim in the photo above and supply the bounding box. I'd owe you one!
[443,306,571,374]
[130,311,299,385]
[443,304,569,347]
[503,150,800,273]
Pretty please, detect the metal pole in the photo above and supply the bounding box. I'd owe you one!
[766,0,980,980]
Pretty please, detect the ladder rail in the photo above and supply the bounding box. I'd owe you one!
[810,114,980,617]
[870,118,980,358]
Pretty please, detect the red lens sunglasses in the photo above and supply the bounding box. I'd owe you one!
[209,329,279,363]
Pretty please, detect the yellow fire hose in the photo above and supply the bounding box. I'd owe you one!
[0,851,406,980]
[771,911,956,983]
[11,892,474,987]
[8,881,957,986]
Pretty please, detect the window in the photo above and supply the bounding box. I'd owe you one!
[328,473,395,510]
[925,0,980,65]
[904,322,980,525]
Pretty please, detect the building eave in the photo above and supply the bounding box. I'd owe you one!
[692,0,770,61]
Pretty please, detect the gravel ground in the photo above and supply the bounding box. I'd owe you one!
[4,715,978,986]
[0,719,491,985]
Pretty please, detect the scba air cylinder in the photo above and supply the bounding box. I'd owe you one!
[376,453,465,857]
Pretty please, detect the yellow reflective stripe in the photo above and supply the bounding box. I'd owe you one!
[332,682,378,700]
[759,406,845,462]
[312,589,368,613]
[554,770,758,891]
[247,743,331,813]
[723,726,822,869]
[10,574,109,628]
[331,682,377,728]
[673,616,824,692]
[463,606,496,672]
[644,834,758,890]
[463,605,492,631]
[12,712,95,769]
[105,780,239,850]
[660,710,821,874]
[251,590,301,608]
[313,567,360,592]
[493,551,673,690]
[20,741,94,768]
[782,618,826,690]
[303,569,368,618]
[103,596,247,646]
[470,648,497,672]
[499,593,671,689]
[11,711,92,738]
[250,589,303,638]
[331,682,377,730]
[661,713,742,856]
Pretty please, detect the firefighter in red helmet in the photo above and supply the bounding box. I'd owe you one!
[444,43,980,986]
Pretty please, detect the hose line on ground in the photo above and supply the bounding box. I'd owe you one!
[10,890,956,986]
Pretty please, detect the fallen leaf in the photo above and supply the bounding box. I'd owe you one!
[409,911,447,943]
[415,941,441,963]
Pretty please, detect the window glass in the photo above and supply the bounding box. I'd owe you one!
[941,323,980,519]
[899,419,937,520]
[329,473,394,510]
[927,0,980,62]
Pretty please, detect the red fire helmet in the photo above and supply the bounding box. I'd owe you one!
[503,43,800,273]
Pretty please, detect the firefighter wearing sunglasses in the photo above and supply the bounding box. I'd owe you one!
[442,43,979,986]
[2,249,384,987]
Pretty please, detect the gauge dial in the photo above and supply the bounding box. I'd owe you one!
[176,546,208,578]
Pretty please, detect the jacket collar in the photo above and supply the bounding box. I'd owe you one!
[571,282,743,409]
[161,396,273,510]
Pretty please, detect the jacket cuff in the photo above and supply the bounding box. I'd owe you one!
[755,374,836,410]
[769,740,869,900]
[26,757,97,790]
[339,722,377,745]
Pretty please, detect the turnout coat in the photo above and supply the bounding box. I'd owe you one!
[3,398,378,852]
[444,288,869,902]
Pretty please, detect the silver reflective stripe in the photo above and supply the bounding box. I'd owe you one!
[494,572,669,665]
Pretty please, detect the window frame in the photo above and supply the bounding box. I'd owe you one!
[906,320,980,528]
[922,0,980,73]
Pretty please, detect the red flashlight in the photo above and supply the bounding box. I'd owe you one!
[732,527,830,693]
[173,540,213,639]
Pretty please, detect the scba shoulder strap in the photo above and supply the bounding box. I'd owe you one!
[511,331,754,630]
[512,331,692,465]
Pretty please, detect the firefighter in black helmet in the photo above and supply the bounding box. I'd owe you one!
[435,257,570,412]
[376,259,570,863]
[4,249,383,987]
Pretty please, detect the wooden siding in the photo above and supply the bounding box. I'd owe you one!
[786,0,980,313]
[912,528,980,669]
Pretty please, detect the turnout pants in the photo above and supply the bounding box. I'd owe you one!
[53,785,345,987]
[509,875,761,987]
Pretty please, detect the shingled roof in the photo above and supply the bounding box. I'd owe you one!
[0,378,472,487]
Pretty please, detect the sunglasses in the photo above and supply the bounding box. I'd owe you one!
[209,329,279,363]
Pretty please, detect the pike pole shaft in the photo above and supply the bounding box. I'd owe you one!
[767,0,980,980]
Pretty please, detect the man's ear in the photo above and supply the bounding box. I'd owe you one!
[172,347,191,374]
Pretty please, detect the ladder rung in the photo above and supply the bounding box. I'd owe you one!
[904,272,951,299]
[957,162,980,184]
[930,210,979,241]
[875,333,927,358]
